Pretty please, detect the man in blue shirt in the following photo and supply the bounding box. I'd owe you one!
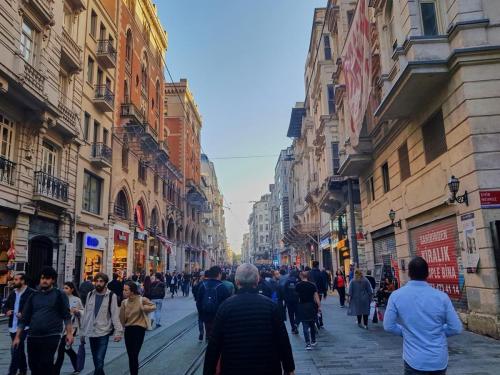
[384,257,462,374]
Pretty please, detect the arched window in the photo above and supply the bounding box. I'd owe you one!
[385,0,396,51]
[125,30,133,72]
[155,80,160,113]
[114,190,129,219]
[141,52,148,98]
[124,79,129,102]
[121,140,129,170]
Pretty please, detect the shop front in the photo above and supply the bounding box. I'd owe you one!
[28,217,59,286]
[409,215,466,307]
[134,230,147,273]
[82,233,106,281]
[320,235,332,270]
[113,229,129,278]
[371,226,398,284]
[335,239,351,275]
[0,208,17,299]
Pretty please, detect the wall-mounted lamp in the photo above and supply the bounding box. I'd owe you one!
[448,175,468,206]
[388,209,402,229]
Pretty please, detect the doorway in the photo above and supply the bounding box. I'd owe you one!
[27,236,53,286]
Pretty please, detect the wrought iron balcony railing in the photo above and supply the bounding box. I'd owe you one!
[0,156,16,186]
[96,39,116,68]
[91,142,112,167]
[33,171,69,202]
[94,85,114,111]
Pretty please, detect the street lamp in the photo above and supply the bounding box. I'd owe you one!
[448,175,468,206]
[388,209,402,229]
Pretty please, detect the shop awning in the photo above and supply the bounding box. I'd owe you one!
[156,234,173,247]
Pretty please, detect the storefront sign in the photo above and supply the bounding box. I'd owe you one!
[336,239,348,250]
[413,221,460,299]
[114,230,129,244]
[320,237,331,249]
[64,243,75,281]
[461,213,479,273]
[342,0,371,147]
[479,190,500,208]
[84,234,106,250]
[135,231,147,241]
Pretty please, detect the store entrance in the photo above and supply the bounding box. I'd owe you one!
[27,236,53,286]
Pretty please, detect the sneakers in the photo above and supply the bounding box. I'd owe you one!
[305,344,312,350]
[311,341,317,347]
[363,325,368,330]
[198,333,204,342]
[156,323,162,328]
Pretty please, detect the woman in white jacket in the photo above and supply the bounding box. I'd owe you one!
[55,281,84,375]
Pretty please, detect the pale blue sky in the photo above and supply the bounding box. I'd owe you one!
[156,0,326,253]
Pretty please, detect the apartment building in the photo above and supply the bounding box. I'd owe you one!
[331,0,500,337]
[0,0,84,291]
[165,79,206,271]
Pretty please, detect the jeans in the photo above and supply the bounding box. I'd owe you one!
[124,326,146,375]
[337,287,346,306]
[204,319,215,341]
[286,302,298,331]
[9,331,27,375]
[54,334,78,374]
[357,314,368,326]
[27,335,60,375]
[152,299,163,325]
[89,335,110,375]
[198,312,204,337]
[404,362,447,375]
[302,321,316,344]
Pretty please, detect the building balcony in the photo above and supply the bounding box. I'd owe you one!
[66,0,86,11]
[22,61,45,95]
[375,37,450,121]
[33,171,69,208]
[338,137,372,177]
[121,101,144,125]
[90,142,112,168]
[0,156,16,186]
[61,28,82,72]
[94,85,114,112]
[25,0,54,26]
[57,96,79,138]
[140,122,159,151]
[156,141,169,164]
[96,39,116,69]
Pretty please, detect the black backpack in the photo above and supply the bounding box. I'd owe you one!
[201,282,221,315]
[284,277,299,303]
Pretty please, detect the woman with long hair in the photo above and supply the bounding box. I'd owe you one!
[54,281,84,375]
[120,281,156,375]
[333,269,347,308]
[347,269,373,329]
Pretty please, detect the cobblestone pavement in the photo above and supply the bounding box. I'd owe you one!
[1,291,499,374]
[289,294,500,375]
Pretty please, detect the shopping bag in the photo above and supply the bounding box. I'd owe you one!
[378,308,384,322]
[76,341,86,372]
[369,301,376,321]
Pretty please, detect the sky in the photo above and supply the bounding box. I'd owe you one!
[156,0,326,253]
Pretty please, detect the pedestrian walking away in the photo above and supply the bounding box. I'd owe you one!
[192,272,206,341]
[150,272,166,328]
[80,272,123,375]
[13,267,74,375]
[54,281,84,375]
[5,273,34,375]
[107,273,124,306]
[120,281,156,375]
[296,270,321,350]
[384,257,463,375]
[282,270,300,334]
[347,269,373,329]
[79,275,95,306]
[169,272,177,298]
[196,266,231,341]
[333,270,347,308]
[221,272,235,296]
[203,263,295,375]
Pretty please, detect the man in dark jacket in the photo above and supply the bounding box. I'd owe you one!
[282,270,300,334]
[204,263,295,375]
[196,266,230,341]
[13,267,73,375]
[107,273,123,305]
[5,273,34,375]
[79,275,94,306]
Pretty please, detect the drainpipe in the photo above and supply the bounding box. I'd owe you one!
[347,178,359,266]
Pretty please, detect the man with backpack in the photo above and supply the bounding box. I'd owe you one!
[196,266,230,341]
[150,273,166,328]
[81,272,123,375]
[282,270,300,334]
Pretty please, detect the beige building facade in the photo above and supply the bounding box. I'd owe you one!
[331,0,500,337]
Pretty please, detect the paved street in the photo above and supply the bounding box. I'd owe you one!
[1,292,499,374]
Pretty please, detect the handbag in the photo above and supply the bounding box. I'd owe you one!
[140,297,153,331]
[76,341,86,371]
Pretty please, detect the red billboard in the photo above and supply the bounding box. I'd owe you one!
[412,220,460,299]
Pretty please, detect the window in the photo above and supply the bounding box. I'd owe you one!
[83,112,90,141]
[347,10,355,28]
[20,20,36,64]
[121,143,129,170]
[260,236,263,243]
[41,141,57,176]
[332,142,340,174]
[82,171,102,214]
[154,174,159,193]
[422,110,447,163]
[265,235,269,242]
[125,30,132,72]
[93,120,100,144]
[259,224,263,231]
[382,162,390,193]
[0,113,14,160]
[265,224,269,230]
[87,57,94,84]
[96,69,103,86]
[114,190,129,219]
[102,128,109,146]
[155,80,160,114]
[99,23,106,40]
[327,84,335,114]
[323,35,332,60]
[366,176,375,203]
[420,1,439,36]
[90,11,97,38]
[138,160,147,182]
[398,142,411,181]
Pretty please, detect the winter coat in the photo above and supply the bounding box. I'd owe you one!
[347,277,373,316]
[203,288,295,375]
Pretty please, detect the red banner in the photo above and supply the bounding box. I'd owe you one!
[342,0,371,147]
[413,221,460,299]
[479,190,500,208]
[135,205,145,231]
